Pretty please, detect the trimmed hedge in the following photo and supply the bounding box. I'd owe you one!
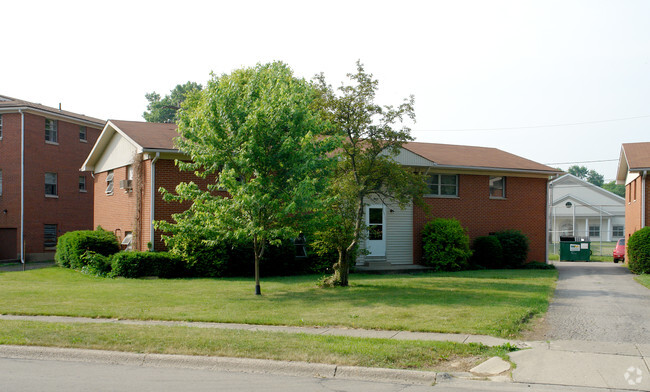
[628,227,650,274]
[421,218,472,271]
[471,235,503,269]
[110,252,185,278]
[494,230,529,268]
[55,229,120,269]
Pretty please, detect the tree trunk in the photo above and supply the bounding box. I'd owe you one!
[253,235,263,295]
[330,248,350,287]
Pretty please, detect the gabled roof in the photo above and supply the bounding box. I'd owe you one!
[402,142,560,174]
[81,120,181,172]
[617,142,650,183]
[109,120,178,150]
[0,94,104,126]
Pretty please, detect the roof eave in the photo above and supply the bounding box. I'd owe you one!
[420,163,561,176]
[0,105,104,127]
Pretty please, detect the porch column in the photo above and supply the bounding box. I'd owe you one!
[585,217,589,237]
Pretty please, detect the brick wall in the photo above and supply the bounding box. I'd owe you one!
[94,158,220,251]
[0,112,100,260]
[413,174,548,264]
[624,175,648,240]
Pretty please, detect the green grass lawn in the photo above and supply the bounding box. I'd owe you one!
[0,319,508,371]
[635,274,650,289]
[0,266,556,337]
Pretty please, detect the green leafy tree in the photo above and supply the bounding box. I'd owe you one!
[601,180,625,197]
[157,62,334,295]
[586,170,604,187]
[311,62,427,287]
[567,165,605,187]
[143,81,202,123]
[567,165,589,179]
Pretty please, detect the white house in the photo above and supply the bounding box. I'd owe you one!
[549,174,625,242]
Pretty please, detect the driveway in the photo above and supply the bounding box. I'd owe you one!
[543,261,650,343]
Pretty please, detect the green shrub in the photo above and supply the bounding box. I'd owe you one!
[519,261,556,270]
[80,251,113,277]
[471,236,503,269]
[55,229,120,269]
[110,252,185,279]
[494,230,529,268]
[167,238,229,278]
[628,227,650,274]
[421,218,472,271]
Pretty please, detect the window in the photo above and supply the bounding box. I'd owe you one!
[79,126,87,141]
[489,176,506,198]
[613,225,624,237]
[121,231,133,251]
[0,169,2,196]
[45,119,58,143]
[44,224,57,249]
[127,165,133,181]
[105,170,114,195]
[294,233,307,258]
[589,225,600,237]
[425,174,458,196]
[0,114,3,139]
[368,208,383,240]
[45,172,57,196]
[79,175,86,192]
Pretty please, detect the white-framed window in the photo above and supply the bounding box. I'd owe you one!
[613,225,624,237]
[105,170,114,195]
[79,175,86,192]
[127,165,133,181]
[44,224,57,249]
[589,225,600,237]
[79,126,87,142]
[425,174,458,197]
[489,176,506,198]
[45,172,57,196]
[45,119,58,143]
[0,114,3,139]
[121,231,133,251]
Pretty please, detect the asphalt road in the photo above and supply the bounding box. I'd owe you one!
[544,261,650,343]
[0,356,615,392]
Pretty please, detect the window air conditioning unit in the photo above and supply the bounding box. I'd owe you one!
[119,179,133,190]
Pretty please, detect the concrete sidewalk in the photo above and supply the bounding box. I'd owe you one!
[511,340,650,390]
[0,314,525,348]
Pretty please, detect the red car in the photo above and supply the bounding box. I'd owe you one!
[613,238,625,263]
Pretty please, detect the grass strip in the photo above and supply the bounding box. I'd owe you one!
[634,274,650,289]
[0,268,557,337]
[0,320,507,372]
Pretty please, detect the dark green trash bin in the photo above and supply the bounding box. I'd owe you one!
[559,236,591,261]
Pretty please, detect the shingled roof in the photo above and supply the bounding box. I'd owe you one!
[616,142,650,183]
[0,94,104,126]
[402,142,559,173]
[109,120,178,151]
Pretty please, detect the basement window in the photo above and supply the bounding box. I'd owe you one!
[105,170,114,195]
[121,232,133,251]
[44,224,57,249]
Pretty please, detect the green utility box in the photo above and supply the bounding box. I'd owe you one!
[559,236,591,261]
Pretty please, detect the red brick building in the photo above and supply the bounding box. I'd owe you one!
[83,120,560,266]
[0,95,103,261]
[616,142,650,241]
[359,143,560,266]
[81,120,218,251]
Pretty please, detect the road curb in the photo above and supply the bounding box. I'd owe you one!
[0,345,438,385]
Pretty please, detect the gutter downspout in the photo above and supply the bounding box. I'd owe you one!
[150,152,160,251]
[20,110,25,267]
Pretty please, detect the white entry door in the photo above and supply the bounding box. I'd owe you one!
[366,205,386,257]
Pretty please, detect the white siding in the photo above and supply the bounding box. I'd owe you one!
[385,202,413,264]
[94,133,138,174]
[392,148,435,167]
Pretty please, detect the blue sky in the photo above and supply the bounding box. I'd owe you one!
[3,0,649,180]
